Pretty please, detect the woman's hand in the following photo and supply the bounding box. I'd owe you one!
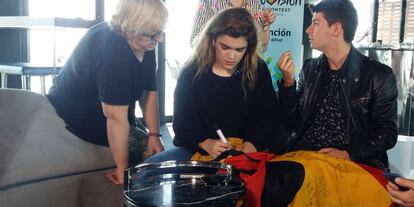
[240,141,257,154]
[318,147,350,160]
[260,9,276,52]
[145,136,165,158]
[278,51,296,87]
[140,91,162,156]
[106,167,125,184]
[199,138,230,158]
[387,178,414,206]
[102,103,129,185]
[261,8,276,30]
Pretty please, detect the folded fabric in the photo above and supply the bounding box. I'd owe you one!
[271,150,394,207]
[192,143,393,207]
[225,152,276,207]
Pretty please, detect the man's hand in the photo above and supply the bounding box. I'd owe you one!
[318,147,350,160]
[106,167,125,184]
[199,139,230,158]
[386,178,414,206]
[278,51,296,87]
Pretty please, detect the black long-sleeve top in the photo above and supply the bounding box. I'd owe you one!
[173,60,280,154]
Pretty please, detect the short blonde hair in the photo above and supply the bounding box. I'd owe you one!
[110,0,168,36]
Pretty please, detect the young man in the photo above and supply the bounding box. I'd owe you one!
[278,0,398,170]
[260,1,399,205]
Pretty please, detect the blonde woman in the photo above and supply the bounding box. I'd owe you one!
[47,0,167,184]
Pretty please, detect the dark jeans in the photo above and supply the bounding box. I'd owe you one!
[143,146,194,164]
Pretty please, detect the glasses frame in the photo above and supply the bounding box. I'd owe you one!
[140,30,165,42]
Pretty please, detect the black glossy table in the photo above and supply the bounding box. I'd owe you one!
[124,161,245,207]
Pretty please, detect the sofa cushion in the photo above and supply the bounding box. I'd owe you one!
[0,89,115,189]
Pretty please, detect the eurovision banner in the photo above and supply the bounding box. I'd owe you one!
[260,0,304,91]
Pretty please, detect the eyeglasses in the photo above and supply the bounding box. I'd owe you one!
[141,30,164,42]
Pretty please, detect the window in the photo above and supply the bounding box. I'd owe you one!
[311,0,375,57]
[28,0,96,66]
[352,0,375,46]
[377,0,402,44]
[29,0,96,20]
[27,1,94,93]
[104,0,117,21]
[164,1,198,116]
[404,0,414,42]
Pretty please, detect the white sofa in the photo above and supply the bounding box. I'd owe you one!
[388,135,414,178]
[0,89,123,206]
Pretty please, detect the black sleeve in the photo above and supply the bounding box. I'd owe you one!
[278,59,312,130]
[97,48,134,105]
[172,67,207,153]
[245,61,281,151]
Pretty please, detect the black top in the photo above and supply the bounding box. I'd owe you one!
[47,22,157,146]
[291,51,351,151]
[293,69,349,150]
[173,60,280,154]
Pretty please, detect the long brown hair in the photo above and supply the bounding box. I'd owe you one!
[188,7,258,91]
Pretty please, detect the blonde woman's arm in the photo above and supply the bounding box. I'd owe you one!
[102,103,130,184]
[141,91,164,156]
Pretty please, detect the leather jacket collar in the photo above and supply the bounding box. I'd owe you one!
[313,46,366,100]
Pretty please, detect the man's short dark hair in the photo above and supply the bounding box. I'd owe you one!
[309,0,358,43]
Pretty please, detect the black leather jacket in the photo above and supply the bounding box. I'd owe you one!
[279,47,398,170]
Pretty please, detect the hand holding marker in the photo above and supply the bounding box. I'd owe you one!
[214,124,231,149]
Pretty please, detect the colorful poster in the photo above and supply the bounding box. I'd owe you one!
[260,0,304,91]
